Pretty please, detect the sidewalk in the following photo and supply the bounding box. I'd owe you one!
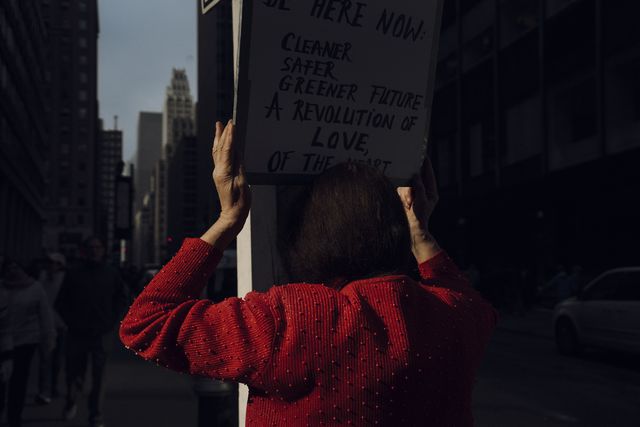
[496,307,555,340]
[14,334,198,427]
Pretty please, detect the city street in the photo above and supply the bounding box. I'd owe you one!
[474,310,640,427]
[16,334,198,427]
[10,309,639,426]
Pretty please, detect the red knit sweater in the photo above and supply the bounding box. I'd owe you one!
[120,238,497,426]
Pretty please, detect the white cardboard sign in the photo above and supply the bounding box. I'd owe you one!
[234,0,443,184]
[201,0,223,15]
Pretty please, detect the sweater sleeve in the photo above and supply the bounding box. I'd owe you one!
[417,251,470,292]
[119,238,277,387]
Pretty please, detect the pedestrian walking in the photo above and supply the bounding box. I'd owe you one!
[35,253,67,404]
[120,121,498,425]
[0,276,12,424]
[56,238,128,427]
[0,258,55,427]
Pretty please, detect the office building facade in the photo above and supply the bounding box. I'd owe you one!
[0,1,49,261]
[135,111,162,210]
[96,125,123,257]
[41,0,100,256]
[429,0,640,279]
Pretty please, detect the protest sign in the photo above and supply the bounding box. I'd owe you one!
[201,0,223,15]
[232,0,443,184]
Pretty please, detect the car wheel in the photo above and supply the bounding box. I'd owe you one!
[555,318,582,356]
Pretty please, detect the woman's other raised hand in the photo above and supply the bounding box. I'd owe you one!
[201,120,251,250]
[397,157,442,264]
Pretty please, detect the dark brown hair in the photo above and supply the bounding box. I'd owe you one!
[278,162,412,284]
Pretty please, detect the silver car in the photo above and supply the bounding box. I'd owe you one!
[553,268,640,355]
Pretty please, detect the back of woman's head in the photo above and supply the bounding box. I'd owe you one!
[279,162,411,284]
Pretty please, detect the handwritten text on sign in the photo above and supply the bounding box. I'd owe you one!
[242,0,441,182]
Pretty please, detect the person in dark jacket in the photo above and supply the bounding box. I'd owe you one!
[55,237,128,427]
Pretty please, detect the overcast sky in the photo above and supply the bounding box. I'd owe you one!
[98,0,198,163]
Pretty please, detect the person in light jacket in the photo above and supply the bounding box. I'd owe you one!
[0,258,55,427]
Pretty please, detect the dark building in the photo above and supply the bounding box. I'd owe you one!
[41,0,100,256]
[0,1,49,262]
[194,3,239,426]
[197,0,234,236]
[96,124,123,257]
[135,111,162,211]
[429,0,640,291]
[166,135,199,256]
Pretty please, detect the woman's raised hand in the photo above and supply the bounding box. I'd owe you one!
[397,157,442,263]
[211,120,251,233]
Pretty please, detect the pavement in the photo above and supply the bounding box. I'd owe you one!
[496,307,555,340]
[9,307,635,427]
[7,333,198,427]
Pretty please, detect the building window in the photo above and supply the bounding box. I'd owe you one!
[79,20,87,30]
[78,90,87,101]
[78,38,87,48]
[79,55,88,65]
[79,72,88,84]
[78,197,86,207]
[79,108,87,119]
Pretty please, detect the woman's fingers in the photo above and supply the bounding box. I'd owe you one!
[213,120,235,179]
[212,121,223,163]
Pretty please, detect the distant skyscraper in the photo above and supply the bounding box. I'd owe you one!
[0,1,49,261]
[42,0,100,256]
[154,70,196,262]
[97,123,123,256]
[135,112,162,210]
[163,69,195,152]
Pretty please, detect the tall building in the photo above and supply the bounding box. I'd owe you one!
[166,135,199,256]
[135,112,162,210]
[41,0,100,256]
[153,70,196,263]
[163,69,194,151]
[429,0,640,282]
[197,0,234,235]
[0,1,49,262]
[194,3,239,425]
[97,123,123,257]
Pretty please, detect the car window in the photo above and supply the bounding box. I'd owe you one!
[583,273,623,301]
[616,272,640,301]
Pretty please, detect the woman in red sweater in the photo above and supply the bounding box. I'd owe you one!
[120,121,497,425]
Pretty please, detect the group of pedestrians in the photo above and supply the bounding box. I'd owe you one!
[0,237,128,427]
